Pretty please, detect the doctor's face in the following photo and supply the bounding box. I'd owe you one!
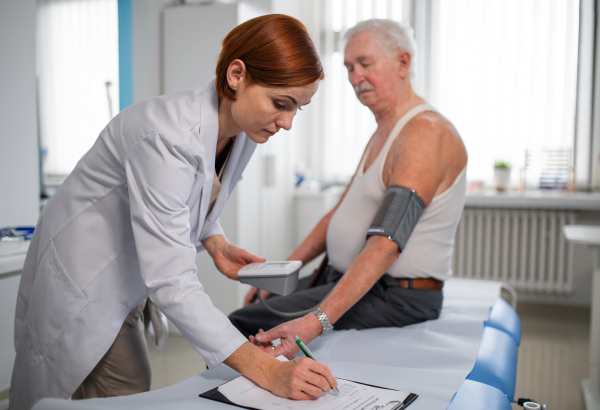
[231,81,319,144]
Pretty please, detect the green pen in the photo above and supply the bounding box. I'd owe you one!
[294,336,340,395]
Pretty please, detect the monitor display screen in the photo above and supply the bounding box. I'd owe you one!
[260,263,290,269]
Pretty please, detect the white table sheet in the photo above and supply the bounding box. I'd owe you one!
[32,278,501,410]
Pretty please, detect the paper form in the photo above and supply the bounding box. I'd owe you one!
[218,377,410,410]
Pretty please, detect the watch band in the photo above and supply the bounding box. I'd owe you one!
[312,307,333,336]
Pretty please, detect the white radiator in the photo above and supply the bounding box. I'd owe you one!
[452,208,576,294]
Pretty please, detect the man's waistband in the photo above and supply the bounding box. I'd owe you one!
[396,277,444,290]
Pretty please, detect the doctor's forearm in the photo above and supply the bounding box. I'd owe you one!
[201,234,230,257]
[224,342,336,400]
[224,342,278,388]
[319,237,399,324]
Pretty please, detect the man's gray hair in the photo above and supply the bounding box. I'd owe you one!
[344,19,418,81]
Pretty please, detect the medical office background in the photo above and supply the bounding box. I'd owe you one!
[1,0,600,407]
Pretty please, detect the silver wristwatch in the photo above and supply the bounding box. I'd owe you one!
[312,307,333,336]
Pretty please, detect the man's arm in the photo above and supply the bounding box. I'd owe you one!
[244,134,382,306]
[319,115,463,322]
[243,177,355,306]
[286,179,353,265]
[278,130,377,268]
[254,117,456,357]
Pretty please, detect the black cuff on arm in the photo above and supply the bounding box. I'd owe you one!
[366,185,425,253]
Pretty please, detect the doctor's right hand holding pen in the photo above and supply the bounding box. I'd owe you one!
[223,342,338,400]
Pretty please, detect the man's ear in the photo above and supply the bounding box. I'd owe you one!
[397,51,411,79]
[226,59,247,90]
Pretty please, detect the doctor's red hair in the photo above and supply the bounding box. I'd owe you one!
[216,14,324,101]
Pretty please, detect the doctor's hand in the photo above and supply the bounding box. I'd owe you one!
[202,235,265,280]
[224,342,337,400]
[244,287,273,306]
[267,357,337,400]
[250,314,323,359]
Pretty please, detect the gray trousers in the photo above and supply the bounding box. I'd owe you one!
[72,315,151,399]
[228,265,443,339]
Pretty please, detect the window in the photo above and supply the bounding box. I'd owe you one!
[297,0,581,189]
[429,0,580,187]
[37,0,120,178]
[298,0,411,183]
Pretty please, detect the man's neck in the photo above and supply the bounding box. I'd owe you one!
[372,82,425,132]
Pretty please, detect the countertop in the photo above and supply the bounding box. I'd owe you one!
[0,242,29,278]
[465,191,600,210]
[563,225,600,245]
[295,187,600,210]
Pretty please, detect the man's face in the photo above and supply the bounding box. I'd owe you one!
[344,31,406,111]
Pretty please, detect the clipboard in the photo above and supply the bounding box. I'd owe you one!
[199,378,419,410]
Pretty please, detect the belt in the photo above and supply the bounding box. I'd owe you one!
[396,277,444,290]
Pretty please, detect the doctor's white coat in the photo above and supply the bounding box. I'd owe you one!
[10,81,253,409]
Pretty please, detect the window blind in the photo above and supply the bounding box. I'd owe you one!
[429,0,580,187]
[37,0,120,176]
[301,0,411,183]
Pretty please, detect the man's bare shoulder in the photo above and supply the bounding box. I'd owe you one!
[401,110,460,143]
[384,109,467,194]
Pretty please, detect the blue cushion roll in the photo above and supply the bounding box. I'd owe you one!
[485,298,521,346]
[466,326,518,400]
[447,379,513,410]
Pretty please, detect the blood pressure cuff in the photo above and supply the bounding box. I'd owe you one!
[366,185,425,252]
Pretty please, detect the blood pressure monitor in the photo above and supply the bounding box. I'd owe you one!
[238,261,302,296]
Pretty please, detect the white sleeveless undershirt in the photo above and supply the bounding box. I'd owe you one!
[326,104,467,280]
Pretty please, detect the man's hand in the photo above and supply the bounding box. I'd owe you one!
[202,235,265,280]
[249,314,323,359]
[244,287,273,306]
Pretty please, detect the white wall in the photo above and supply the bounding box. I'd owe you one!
[0,0,39,228]
[162,3,239,94]
[132,0,171,103]
[0,276,21,393]
[0,0,38,395]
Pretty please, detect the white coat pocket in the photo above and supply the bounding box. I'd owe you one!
[23,242,89,365]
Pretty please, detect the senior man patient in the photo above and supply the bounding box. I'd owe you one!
[228,19,468,358]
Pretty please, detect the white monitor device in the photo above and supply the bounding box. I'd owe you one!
[238,261,302,296]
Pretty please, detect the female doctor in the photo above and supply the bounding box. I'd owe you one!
[10,14,336,410]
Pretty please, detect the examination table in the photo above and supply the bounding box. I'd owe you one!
[31,279,520,410]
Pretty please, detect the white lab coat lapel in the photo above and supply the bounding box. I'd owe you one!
[196,83,256,241]
[194,84,219,242]
[202,134,246,229]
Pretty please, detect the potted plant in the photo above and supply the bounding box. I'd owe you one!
[494,161,511,192]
